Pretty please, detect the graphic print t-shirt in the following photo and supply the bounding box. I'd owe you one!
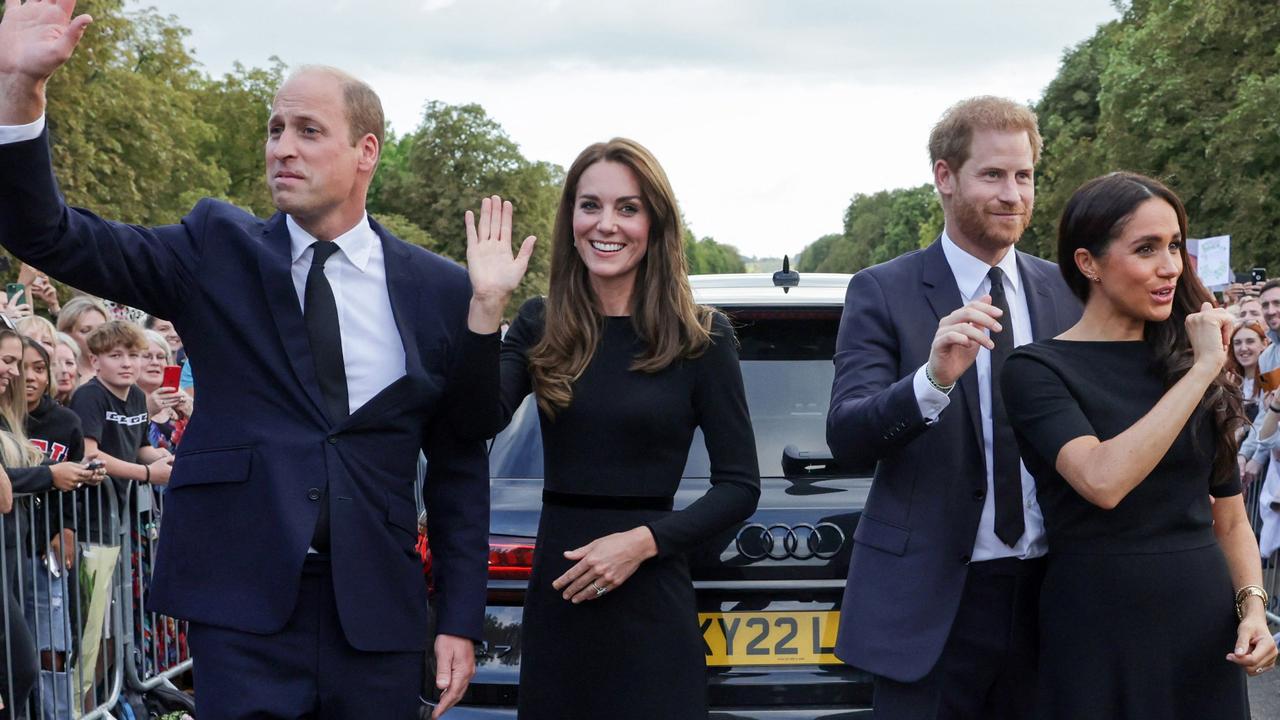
[69,377,149,460]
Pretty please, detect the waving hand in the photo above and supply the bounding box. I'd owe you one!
[0,0,93,123]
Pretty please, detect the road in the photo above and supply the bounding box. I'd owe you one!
[1251,667,1279,719]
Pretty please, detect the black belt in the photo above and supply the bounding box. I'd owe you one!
[542,489,673,512]
[968,556,1046,577]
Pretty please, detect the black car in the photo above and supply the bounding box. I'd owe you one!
[432,272,874,718]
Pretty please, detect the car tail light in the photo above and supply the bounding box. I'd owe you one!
[489,535,536,580]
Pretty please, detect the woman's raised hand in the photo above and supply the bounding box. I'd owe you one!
[1186,302,1234,374]
[464,195,536,334]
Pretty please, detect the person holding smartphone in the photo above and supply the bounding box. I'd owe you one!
[0,7,506,715]
[139,329,190,450]
[0,281,33,323]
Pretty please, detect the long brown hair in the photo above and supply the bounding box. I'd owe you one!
[1057,172,1245,486]
[528,138,713,416]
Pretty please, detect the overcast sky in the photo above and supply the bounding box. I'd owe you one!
[132,0,1121,259]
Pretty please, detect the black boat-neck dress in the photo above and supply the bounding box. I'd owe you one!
[498,298,760,720]
[1003,339,1248,720]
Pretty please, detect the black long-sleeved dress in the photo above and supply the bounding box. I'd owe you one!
[498,298,760,720]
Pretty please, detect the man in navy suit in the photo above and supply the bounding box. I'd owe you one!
[0,2,532,717]
[826,97,1081,719]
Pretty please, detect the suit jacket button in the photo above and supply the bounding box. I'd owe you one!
[307,488,321,501]
[327,436,338,445]
[973,490,986,501]
[960,554,970,564]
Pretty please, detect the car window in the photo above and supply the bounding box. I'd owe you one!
[488,306,842,479]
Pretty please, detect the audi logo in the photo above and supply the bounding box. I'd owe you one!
[735,522,846,560]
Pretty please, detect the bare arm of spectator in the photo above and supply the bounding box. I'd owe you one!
[82,437,172,486]
[1258,390,1280,448]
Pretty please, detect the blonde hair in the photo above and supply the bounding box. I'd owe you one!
[54,331,80,362]
[0,329,43,467]
[929,96,1043,171]
[16,315,57,349]
[56,296,110,334]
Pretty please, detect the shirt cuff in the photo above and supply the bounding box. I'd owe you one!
[913,365,950,422]
[0,115,46,145]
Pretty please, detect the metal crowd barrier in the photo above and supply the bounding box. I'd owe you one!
[0,474,192,719]
[122,481,192,701]
[1242,473,1280,628]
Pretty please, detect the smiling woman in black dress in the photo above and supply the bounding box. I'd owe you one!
[1002,173,1277,719]
[465,138,760,719]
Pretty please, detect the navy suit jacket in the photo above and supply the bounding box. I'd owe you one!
[0,131,491,651]
[826,239,1080,682]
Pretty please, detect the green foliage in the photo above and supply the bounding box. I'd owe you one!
[795,185,940,274]
[799,0,1280,275]
[44,1,228,225]
[374,214,438,254]
[684,231,747,275]
[197,59,288,217]
[1034,0,1280,270]
[367,102,562,307]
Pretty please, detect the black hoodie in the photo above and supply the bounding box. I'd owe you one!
[21,395,85,549]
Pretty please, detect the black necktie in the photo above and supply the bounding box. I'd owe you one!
[305,241,347,552]
[987,266,1025,547]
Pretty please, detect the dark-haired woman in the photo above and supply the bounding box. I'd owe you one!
[22,336,85,700]
[1002,172,1275,719]
[465,139,760,718]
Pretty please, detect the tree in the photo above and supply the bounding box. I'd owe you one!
[1031,0,1280,270]
[42,1,229,225]
[684,230,746,274]
[369,102,561,306]
[197,59,288,218]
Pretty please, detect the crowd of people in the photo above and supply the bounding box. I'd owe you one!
[1,3,1279,719]
[0,267,192,717]
[1223,281,1280,556]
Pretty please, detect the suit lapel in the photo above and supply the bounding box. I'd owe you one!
[1016,251,1060,340]
[336,220,426,430]
[257,214,329,423]
[371,218,423,376]
[921,239,986,463]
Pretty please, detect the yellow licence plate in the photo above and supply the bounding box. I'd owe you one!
[700,611,840,666]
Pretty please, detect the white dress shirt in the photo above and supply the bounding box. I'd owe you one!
[912,230,1046,562]
[0,115,407,416]
[0,114,44,143]
[287,216,406,415]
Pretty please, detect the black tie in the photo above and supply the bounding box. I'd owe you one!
[305,241,347,552]
[987,267,1025,547]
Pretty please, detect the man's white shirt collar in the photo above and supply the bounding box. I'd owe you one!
[287,214,375,272]
[940,228,1021,300]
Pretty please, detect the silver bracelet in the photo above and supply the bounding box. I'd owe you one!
[925,364,956,395]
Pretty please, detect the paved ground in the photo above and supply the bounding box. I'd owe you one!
[1250,667,1279,719]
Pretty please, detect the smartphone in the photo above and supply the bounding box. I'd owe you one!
[1252,267,1268,284]
[162,365,182,391]
[84,459,104,471]
[5,283,25,307]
